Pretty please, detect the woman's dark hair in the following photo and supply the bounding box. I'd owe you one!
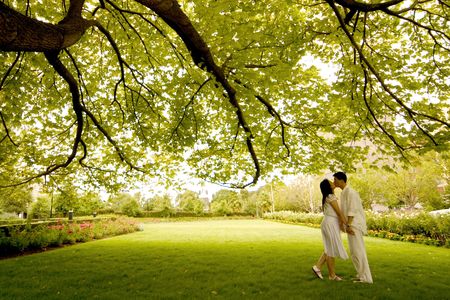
[320,179,333,210]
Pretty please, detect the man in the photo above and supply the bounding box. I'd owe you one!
[333,171,373,283]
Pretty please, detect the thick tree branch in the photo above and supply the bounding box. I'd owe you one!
[334,0,404,12]
[0,0,95,52]
[335,0,404,23]
[44,50,83,172]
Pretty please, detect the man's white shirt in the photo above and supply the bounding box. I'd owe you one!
[340,185,367,234]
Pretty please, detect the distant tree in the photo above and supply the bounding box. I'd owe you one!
[386,156,445,210]
[253,184,278,214]
[210,189,241,215]
[77,191,105,215]
[53,185,80,216]
[245,191,259,217]
[120,197,142,217]
[176,190,204,214]
[30,196,51,219]
[351,152,448,210]
[147,194,173,212]
[0,185,33,214]
[239,189,254,215]
[277,176,321,212]
[350,170,395,209]
[108,192,142,216]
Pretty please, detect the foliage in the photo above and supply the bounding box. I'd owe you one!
[145,194,174,212]
[29,196,51,219]
[175,190,205,214]
[366,212,450,247]
[264,211,323,228]
[273,176,322,213]
[76,191,106,215]
[120,198,143,217]
[51,185,80,216]
[210,189,242,215]
[0,212,18,221]
[0,217,142,257]
[0,0,448,192]
[0,185,33,214]
[350,152,449,210]
[264,210,450,247]
[107,192,142,216]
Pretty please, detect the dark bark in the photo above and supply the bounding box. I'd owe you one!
[0,1,94,52]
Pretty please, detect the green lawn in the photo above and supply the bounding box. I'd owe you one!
[0,219,449,299]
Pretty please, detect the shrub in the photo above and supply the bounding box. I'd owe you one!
[0,217,142,257]
[264,211,322,228]
[264,210,449,247]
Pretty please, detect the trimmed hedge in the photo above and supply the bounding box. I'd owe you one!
[263,211,323,228]
[264,211,450,247]
[140,210,254,218]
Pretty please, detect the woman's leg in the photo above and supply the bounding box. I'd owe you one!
[312,252,326,279]
[326,255,336,278]
[315,252,327,269]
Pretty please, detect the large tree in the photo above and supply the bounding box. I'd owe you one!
[0,0,448,189]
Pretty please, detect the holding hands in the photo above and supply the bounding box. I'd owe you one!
[345,224,355,235]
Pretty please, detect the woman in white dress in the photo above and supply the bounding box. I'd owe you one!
[312,179,349,281]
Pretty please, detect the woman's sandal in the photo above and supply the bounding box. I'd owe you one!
[329,275,343,281]
[312,265,323,280]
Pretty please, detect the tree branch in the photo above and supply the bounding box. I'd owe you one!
[0,0,95,52]
[136,0,261,186]
[327,0,449,147]
[44,50,83,171]
[0,111,18,146]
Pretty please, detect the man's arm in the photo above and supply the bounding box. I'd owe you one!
[346,216,355,235]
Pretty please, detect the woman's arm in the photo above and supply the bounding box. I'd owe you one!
[329,198,348,227]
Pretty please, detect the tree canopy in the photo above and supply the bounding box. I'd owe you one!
[0,0,449,190]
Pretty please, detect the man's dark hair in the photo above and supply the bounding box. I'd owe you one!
[333,171,347,183]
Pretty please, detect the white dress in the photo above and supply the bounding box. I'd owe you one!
[321,194,348,259]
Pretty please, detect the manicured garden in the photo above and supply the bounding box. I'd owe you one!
[0,219,449,299]
[0,216,142,258]
[264,211,450,247]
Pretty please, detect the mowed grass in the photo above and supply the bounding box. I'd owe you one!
[0,219,449,300]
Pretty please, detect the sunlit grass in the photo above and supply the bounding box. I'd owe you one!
[0,219,449,299]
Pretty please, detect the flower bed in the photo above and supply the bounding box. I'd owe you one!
[0,217,143,258]
[264,211,449,247]
[366,212,449,247]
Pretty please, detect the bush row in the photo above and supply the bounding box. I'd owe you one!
[0,217,142,258]
[263,211,323,228]
[263,211,450,247]
[366,212,450,247]
[139,210,254,218]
